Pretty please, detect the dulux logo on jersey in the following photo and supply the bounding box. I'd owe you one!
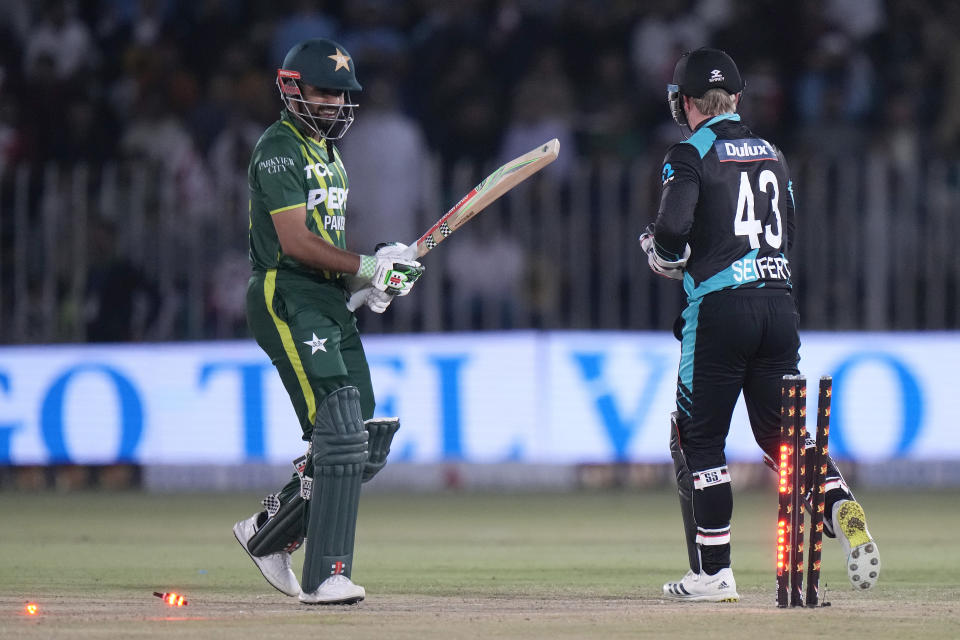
[715,138,777,163]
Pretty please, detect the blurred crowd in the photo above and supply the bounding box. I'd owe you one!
[2,0,959,174]
[2,0,959,341]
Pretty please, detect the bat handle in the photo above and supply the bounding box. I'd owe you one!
[402,242,420,261]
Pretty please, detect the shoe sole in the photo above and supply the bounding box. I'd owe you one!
[233,522,300,597]
[662,593,740,603]
[662,585,740,603]
[299,594,365,606]
[847,541,881,590]
[837,502,881,590]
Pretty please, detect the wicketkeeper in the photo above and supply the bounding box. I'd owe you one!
[642,48,880,602]
[232,37,423,605]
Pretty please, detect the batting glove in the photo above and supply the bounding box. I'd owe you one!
[364,287,394,313]
[356,242,425,296]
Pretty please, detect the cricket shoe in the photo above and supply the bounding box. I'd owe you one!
[662,568,740,602]
[233,514,301,597]
[834,500,880,590]
[299,574,365,605]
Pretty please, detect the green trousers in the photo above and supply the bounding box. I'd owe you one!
[246,268,376,437]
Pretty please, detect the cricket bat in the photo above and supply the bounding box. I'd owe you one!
[347,138,560,311]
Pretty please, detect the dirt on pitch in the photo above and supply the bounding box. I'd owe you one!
[5,589,959,640]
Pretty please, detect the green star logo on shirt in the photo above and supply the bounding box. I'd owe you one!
[303,333,327,354]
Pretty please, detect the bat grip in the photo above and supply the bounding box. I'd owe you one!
[401,242,420,260]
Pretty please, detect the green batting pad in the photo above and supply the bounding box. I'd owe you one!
[363,417,400,482]
[301,386,368,592]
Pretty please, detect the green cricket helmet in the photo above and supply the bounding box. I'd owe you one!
[277,38,363,140]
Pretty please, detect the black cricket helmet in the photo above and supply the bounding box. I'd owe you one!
[667,47,743,127]
[277,37,363,140]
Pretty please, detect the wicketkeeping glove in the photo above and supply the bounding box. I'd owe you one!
[639,224,690,281]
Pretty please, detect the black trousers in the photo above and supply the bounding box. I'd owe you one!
[675,288,800,471]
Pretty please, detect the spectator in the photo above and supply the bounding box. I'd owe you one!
[823,0,886,43]
[61,97,115,165]
[422,46,504,165]
[84,218,162,342]
[269,0,338,67]
[576,48,646,161]
[23,0,96,80]
[339,0,409,70]
[120,88,215,220]
[128,0,172,46]
[20,53,71,164]
[0,0,30,47]
[499,46,576,180]
[338,74,427,253]
[795,31,876,125]
[875,92,921,175]
[0,99,24,177]
[445,210,525,330]
[629,5,708,101]
[735,59,787,143]
[207,80,265,199]
[206,249,250,338]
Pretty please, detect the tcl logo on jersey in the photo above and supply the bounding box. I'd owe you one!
[304,162,332,179]
[715,138,777,163]
[307,187,348,211]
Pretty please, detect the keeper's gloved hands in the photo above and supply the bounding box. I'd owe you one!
[639,223,690,281]
[356,242,424,296]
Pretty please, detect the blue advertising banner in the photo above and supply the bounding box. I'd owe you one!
[0,332,954,465]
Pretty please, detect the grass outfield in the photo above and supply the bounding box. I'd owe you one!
[2,488,958,638]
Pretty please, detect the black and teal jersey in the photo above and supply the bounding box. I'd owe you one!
[248,111,350,281]
[652,114,796,301]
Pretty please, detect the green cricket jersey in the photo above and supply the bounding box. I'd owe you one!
[245,111,375,431]
[248,111,350,283]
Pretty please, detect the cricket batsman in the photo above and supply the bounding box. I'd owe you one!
[232,37,424,604]
[641,48,880,601]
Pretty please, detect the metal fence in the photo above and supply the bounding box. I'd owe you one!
[1,151,958,344]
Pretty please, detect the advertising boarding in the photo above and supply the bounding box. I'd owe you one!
[0,332,953,465]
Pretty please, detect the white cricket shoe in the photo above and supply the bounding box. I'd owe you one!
[834,500,880,590]
[299,574,366,605]
[662,567,740,602]
[233,514,301,597]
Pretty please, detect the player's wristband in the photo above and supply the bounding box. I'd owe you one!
[356,254,376,279]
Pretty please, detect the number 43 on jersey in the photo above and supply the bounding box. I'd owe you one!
[734,170,783,249]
